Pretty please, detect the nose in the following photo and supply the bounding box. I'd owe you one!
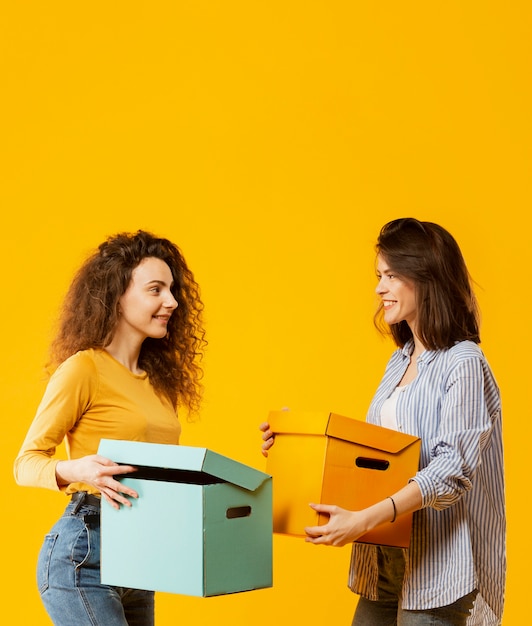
[164,291,179,310]
[375,277,386,295]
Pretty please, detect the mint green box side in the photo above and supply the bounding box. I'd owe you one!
[203,480,273,596]
[101,478,206,596]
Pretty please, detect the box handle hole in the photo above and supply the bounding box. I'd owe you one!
[355,457,390,471]
[226,505,252,519]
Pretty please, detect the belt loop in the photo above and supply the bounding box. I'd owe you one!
[83,514,100,527]
[71,492,86,515]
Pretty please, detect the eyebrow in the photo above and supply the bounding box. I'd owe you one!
[144,279,174,288]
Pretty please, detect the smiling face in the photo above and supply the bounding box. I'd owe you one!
[115,256,178,344]
[375,254,418,333]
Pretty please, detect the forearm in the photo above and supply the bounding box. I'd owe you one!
[14,451,62,492]
[363,480,423,532]
[306,480,423,546]
[389,480,423,520]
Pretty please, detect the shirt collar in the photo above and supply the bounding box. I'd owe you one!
[400,339,439,365]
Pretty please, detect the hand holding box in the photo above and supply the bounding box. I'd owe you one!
[266,410,421,548]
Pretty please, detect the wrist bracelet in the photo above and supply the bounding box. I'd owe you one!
[388,496,397,523]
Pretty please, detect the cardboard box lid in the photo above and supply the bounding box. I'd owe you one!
[98,439,270,492]
[268,410,420,454]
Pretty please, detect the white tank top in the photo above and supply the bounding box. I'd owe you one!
[380,384,410,430]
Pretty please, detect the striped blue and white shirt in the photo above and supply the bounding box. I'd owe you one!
[348,340,506,625]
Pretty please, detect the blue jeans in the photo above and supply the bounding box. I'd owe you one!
[352,547,477,626]
[37,497,154,626]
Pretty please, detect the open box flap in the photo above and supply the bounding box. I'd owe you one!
[200,448,270,491]
[98,439,270,492]
[326,413,420,454]
[268,410,419,454]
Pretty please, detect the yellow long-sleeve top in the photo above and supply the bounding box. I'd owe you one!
[14,348,181,495]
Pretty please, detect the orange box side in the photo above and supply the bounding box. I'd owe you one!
[266,433,327,533]
[266,410,421,547]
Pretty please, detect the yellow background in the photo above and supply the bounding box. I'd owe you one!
[1,2,529,624]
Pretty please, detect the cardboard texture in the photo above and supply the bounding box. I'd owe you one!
[266,410,421,548]
[97,439,272,597]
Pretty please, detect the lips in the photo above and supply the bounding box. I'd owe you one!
[382,300,396,310]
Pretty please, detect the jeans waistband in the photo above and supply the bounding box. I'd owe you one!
[70,491,101,526]
[71,491,101,509]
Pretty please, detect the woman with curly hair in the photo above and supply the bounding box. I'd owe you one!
[15,230,206,625]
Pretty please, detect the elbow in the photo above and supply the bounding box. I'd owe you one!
[13,455,36,488]
[13,457,26,486]
[414,472,472,511]
[432,477,472,510]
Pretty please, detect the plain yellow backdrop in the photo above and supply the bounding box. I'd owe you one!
[1,2,529,624]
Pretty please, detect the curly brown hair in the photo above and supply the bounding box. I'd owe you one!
[374,218,480,350]
[48,230,206,414]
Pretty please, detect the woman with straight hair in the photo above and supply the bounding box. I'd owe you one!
[261,218,506,625]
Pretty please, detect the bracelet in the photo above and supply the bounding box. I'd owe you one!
[388,496,397,523]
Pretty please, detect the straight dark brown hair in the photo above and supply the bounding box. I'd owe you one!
[374,218,480,350]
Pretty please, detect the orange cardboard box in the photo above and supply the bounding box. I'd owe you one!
[266,410,421,548]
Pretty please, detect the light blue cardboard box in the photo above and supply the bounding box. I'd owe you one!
[97,439,272,597]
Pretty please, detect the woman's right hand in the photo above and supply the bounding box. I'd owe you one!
[56,455,139,509]
[259,422,275,457]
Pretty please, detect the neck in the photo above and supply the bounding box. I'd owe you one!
[411,335,426,360]
[104,336,143,374]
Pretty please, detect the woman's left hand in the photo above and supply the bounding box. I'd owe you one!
[304,503,365,547]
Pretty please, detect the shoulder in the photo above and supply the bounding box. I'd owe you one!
[425,340,484,366]
[51,349,100,382]
[432,341,495,383]
[446,340,484,361]
[427,341,485,369]
[42,350,102,405]
[422,341,486,378]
